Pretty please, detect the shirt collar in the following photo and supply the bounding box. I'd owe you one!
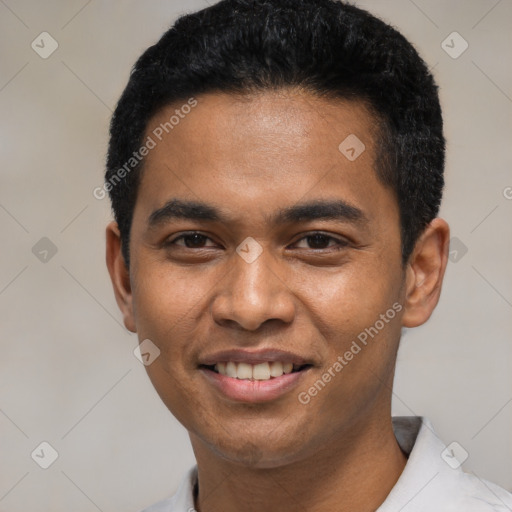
[158,416,511,512]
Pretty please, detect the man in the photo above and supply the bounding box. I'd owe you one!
[104,0,512,510]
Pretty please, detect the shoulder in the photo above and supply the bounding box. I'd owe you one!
[446,471,512,511]
[382,417,512,512]
[139,498,175,512]
[138,465,197,512]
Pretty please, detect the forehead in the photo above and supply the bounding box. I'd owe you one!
[133,90,396,231]
[146,89,378,170]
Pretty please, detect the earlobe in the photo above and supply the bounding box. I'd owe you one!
[401,218,450,328]
[105,221,137,333]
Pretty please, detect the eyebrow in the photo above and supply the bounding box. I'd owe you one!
[147,198,367,228]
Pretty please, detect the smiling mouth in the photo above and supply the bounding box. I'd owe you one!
[199,361,312,381]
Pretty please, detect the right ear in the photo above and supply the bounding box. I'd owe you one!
[105,221,137,333]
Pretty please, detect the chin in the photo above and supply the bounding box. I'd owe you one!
[208,433,308,469]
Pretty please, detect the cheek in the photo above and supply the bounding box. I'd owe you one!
[295,259,404,403]
[133,253,206,315]
[131,262,208,369]
[297,261,401,337]
[144,359,214,437]
[131,264,211,427]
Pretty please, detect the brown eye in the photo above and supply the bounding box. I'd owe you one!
[293,233,348,251]
[166,232,217,249]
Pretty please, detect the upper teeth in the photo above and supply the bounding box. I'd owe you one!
[215,361,295,380]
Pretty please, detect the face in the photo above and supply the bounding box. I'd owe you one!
[106,89,447,468]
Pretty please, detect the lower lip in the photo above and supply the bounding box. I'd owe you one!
[199,367,310,403]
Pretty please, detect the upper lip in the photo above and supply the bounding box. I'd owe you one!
[198,348,313,366]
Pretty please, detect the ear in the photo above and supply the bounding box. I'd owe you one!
[105,221,137,333]
[402,217,450,328]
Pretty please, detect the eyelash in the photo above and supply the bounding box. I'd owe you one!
[165,231,349,252]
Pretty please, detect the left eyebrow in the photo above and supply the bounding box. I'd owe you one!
[147,198,368,229]
[270,199,367,226]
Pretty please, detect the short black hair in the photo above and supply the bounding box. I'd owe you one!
[105,0,444,268]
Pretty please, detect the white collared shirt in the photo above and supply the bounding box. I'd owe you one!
[141,416,512,511]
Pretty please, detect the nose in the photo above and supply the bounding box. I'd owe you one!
[210,248,296,332]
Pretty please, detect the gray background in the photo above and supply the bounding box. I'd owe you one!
[1,0,511,510]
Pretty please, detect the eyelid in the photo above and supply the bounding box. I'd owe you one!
[165,231,349,250]
[290,232,349,249]
[166,231,218,246]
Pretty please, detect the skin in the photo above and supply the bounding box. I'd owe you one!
[106,89,450,512]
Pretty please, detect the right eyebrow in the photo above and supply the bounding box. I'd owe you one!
[147,197,368,230]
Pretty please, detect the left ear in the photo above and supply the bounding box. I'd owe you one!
[402,217,450,328]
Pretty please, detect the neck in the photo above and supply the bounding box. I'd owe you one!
[190,414,408,512]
